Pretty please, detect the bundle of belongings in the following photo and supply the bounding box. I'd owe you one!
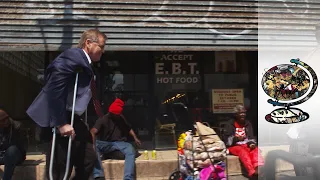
[177,122,227,180]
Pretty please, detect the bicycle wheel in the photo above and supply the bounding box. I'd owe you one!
[168,170,181,180]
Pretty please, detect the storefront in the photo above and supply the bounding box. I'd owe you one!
[96,51,258,149]
[2,0,315,151]
[0,49,257,151]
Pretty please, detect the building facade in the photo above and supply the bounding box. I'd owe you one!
[0,0,318,151]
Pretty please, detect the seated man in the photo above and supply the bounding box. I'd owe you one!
[264,122,320,180]
[222,105,264,179]
[0,109,27,180]
[264,150,320,180]
[91,98,141,180]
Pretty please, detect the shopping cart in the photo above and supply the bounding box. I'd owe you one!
[168,122,228,180]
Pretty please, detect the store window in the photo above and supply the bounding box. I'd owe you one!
[0,51,47,153]
[0,50,257,153]
[101,52,153,144]
[153,51,203,149]
[153,51,257,150]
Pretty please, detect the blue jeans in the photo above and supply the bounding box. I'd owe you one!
[0,145,24,180]
[93,140,136,180]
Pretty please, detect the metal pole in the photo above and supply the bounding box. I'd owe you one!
[49,127,57,180]
[85,109,88,125]
[63,72,79,180]
[49,72,79,180]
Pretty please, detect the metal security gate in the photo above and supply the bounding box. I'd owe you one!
[1,0,319,51]
[0,0,259,51]
[258,0,320,50]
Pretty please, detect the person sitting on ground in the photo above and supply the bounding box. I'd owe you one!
[222,105,264,179]
[90,98,141,180]
[0,109,27,180]
[264,122,320,180]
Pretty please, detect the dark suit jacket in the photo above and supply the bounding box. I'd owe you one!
[27,48,93,127]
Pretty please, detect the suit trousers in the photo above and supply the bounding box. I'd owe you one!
[264,150,320,180]
[45,113,97,180]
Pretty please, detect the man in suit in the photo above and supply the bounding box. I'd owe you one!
[27,29,107,180]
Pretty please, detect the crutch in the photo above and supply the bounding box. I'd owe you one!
[49,71,80,180]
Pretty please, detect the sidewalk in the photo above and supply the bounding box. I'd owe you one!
[0,145,294,180]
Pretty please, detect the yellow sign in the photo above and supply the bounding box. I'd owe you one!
[212,89,244,113]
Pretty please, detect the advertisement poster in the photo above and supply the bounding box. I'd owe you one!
[212,89,244,113]
[154,51,201,92]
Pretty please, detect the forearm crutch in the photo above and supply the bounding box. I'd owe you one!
[49,72,79,180]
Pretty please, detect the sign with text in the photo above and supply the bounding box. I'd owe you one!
[155,52,201,85]
[212,89,244,113]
